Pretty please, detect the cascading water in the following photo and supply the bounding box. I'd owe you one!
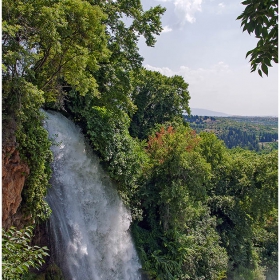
[44,110,142,280]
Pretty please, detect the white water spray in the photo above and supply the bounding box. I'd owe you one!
[44,111,142,280]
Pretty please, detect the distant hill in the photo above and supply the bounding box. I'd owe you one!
[189,108,230,117]
[183,115,278,152]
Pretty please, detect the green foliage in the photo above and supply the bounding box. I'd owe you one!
[208,148,278,275]
[227,149,277,222]
[229,265,266,280]
[140,129,277,279]
[2,0,166,112]
[219,127,259,150]
[198,132,226,169]
[253,209,278,280]
[184,115,278,152]
[100,0,165,62]
[133,126,228,279]
[130,69,191,139]
[146,126,210,206]
[85,107,146,189]
[2,226,49,280]
[91,1,166,117]
[237,0,278,76]
[14,81,53,221]
[21,262,64,280]
[2,0,110,103]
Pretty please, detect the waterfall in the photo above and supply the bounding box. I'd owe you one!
[44,110,142,280]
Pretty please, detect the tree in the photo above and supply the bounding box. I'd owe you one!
[3,0,165,113]
[129,69,191,139]
[2,0,110,110]
[83,0,166,116]
[133,126,228,279]
[207,148,278,278]
[237,0,278,76]
[198,132,226,170]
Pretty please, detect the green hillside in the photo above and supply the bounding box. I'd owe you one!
[184,115,278,152]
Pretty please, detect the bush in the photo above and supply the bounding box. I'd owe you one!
[2,226,49,280]
[15,81,53,221]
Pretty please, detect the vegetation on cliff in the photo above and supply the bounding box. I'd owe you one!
[2,0,278,279]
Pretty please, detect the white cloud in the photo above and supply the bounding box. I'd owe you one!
[174,0,202,24]
[162,25,173,33]
[145,64,175,76]
[217,2,225,14]
[144,63,278,116]
[145,61,231,84]
[155,0,203,25]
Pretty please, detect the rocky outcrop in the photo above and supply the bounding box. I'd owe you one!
[2,118,60,278]
[2,117,30,229]
[2,144,30,229]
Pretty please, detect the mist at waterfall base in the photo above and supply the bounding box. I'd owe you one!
[44,111,142,280]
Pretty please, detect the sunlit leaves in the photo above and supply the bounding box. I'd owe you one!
[2,0,110,104]
[92,1,166,117]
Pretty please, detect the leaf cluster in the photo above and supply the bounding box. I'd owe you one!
[2,226,49,280]
[237,0,278,76]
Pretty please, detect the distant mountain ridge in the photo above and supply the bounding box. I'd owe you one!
[189,108,231,117]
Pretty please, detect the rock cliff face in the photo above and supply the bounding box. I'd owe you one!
[2,145,30,229]
[2,119,30,230]
[2,119,60,278]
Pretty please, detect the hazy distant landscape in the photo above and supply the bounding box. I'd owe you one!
[190,108,278,117]
[190,108,231,117]
[185,112,278,152]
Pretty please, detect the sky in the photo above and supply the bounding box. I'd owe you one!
[138,0,278,116]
